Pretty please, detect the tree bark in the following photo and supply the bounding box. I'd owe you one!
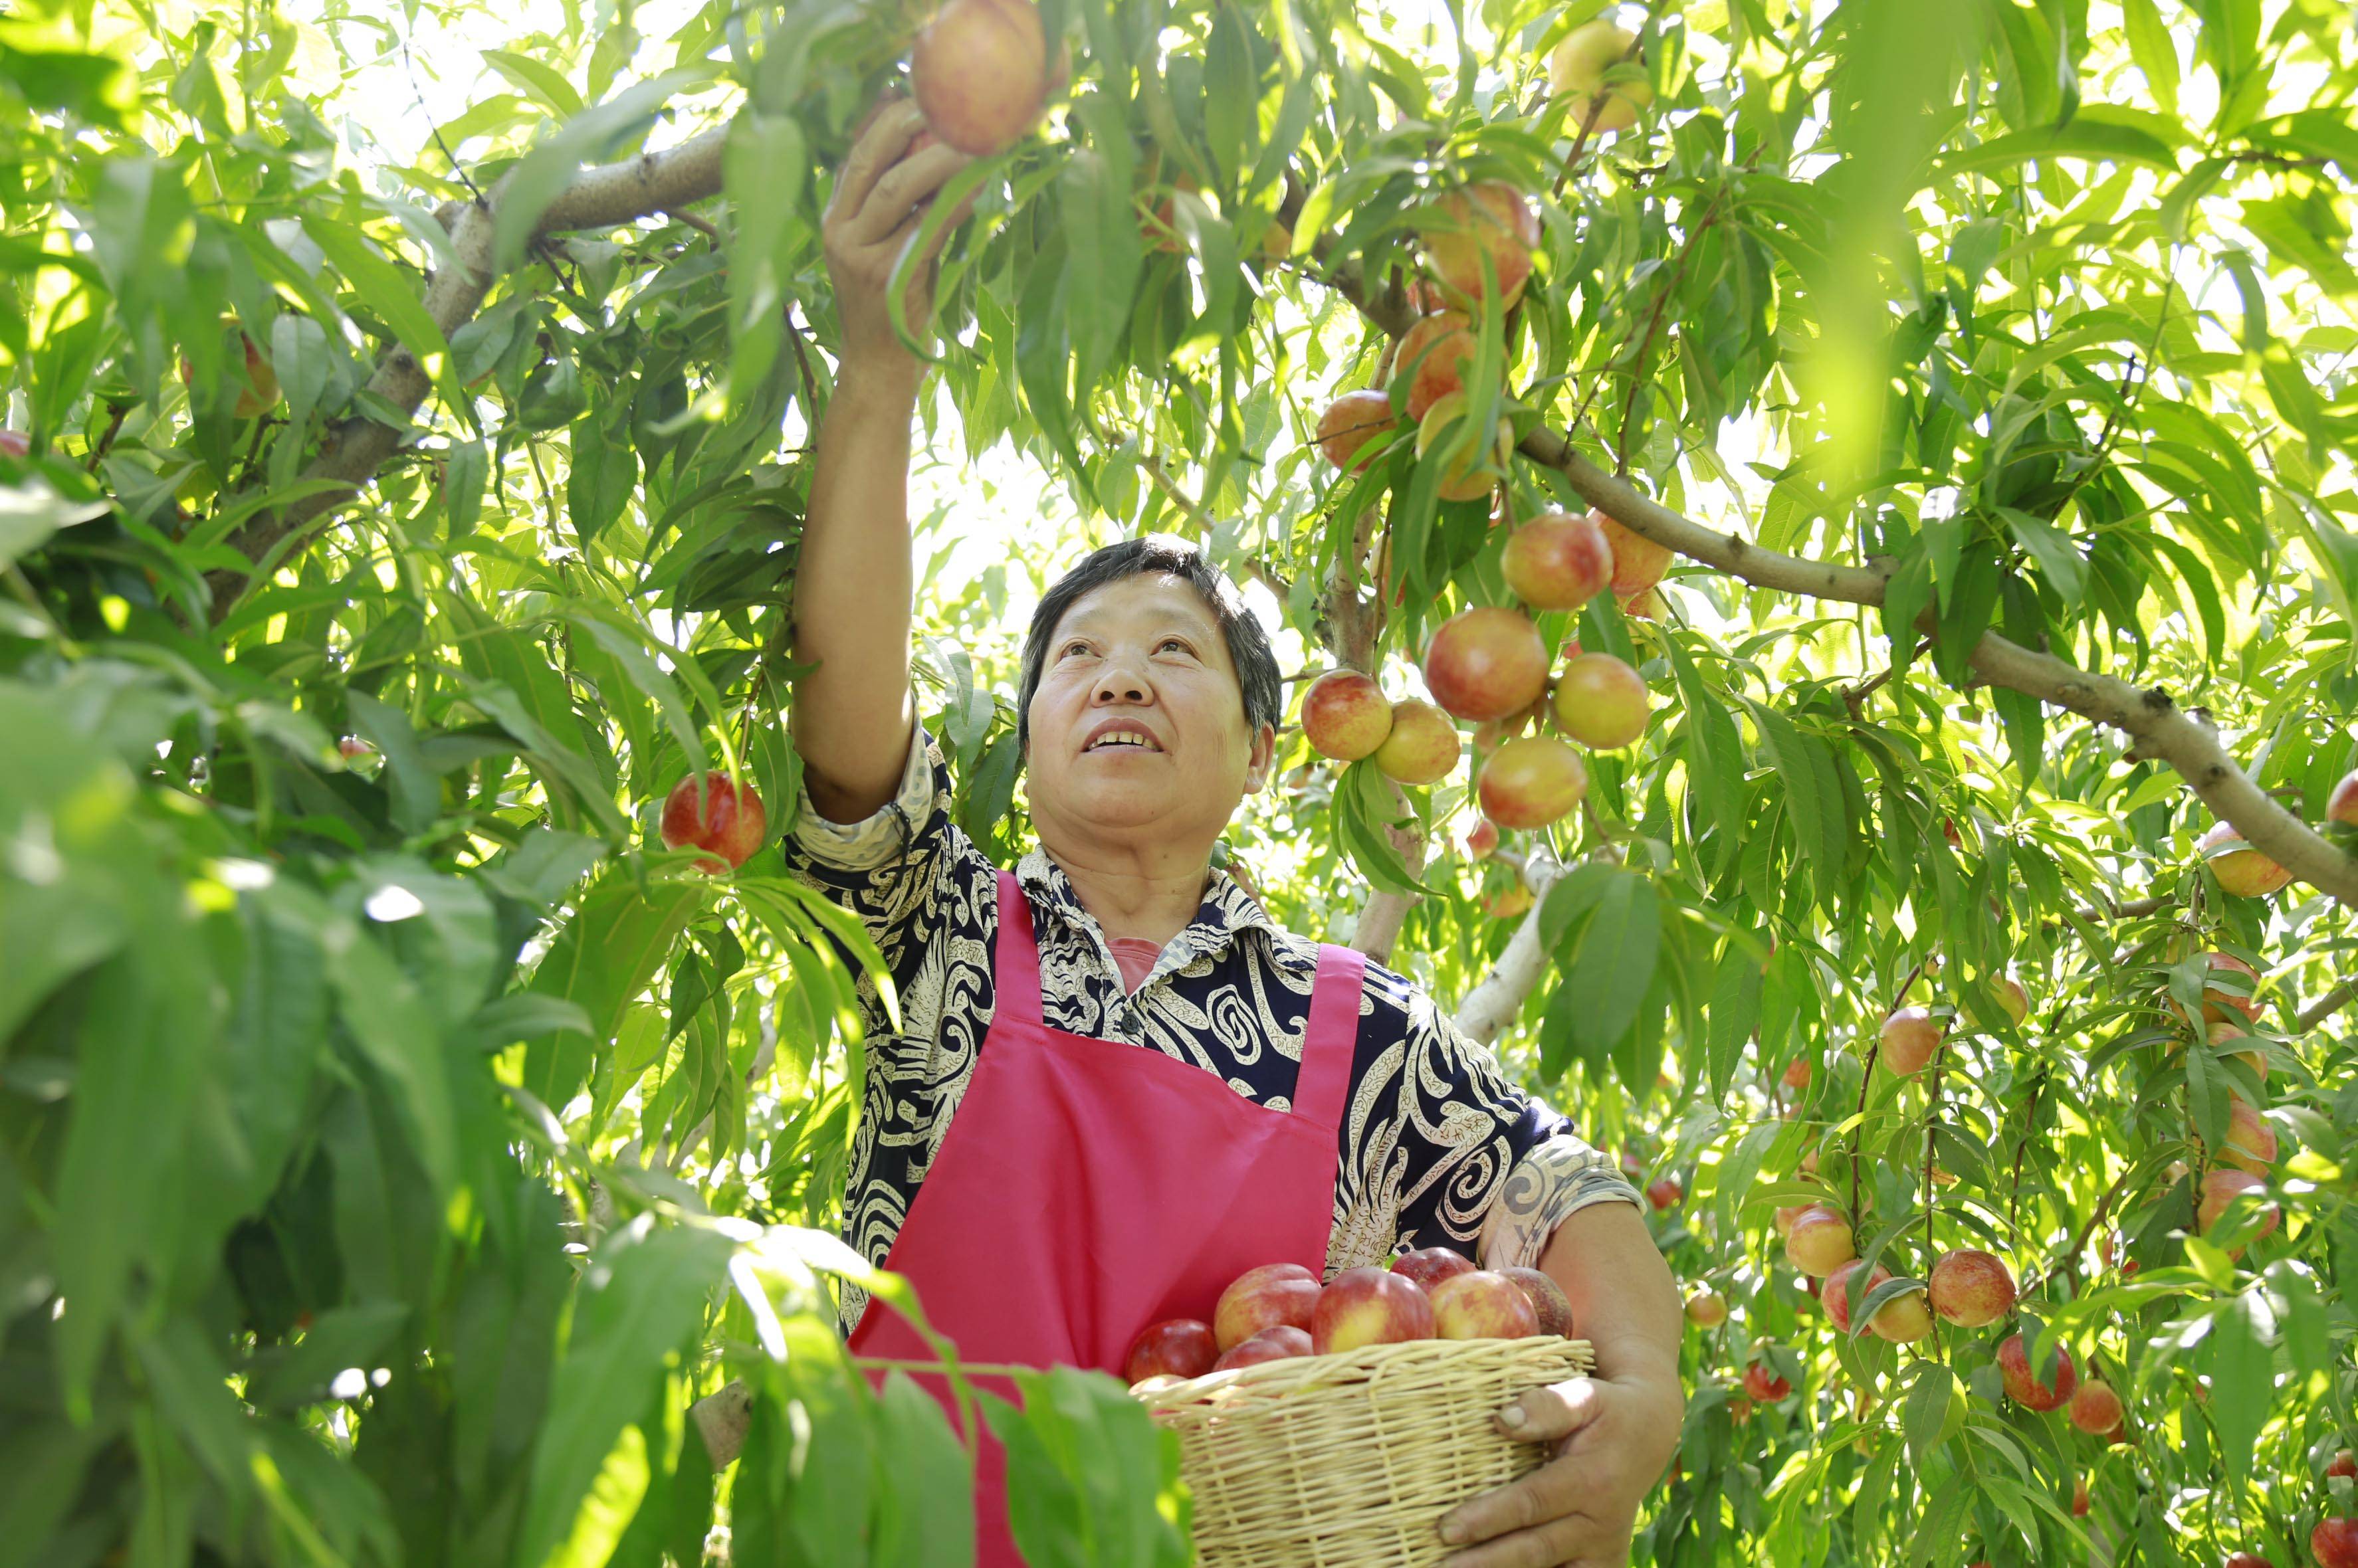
[205,126,731,609]
[1452,853,1565,1045]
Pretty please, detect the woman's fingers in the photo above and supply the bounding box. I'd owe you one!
[827,98,928,232]
[1440,1509,1601,1566]
[841,140,973,249]
[1495,1376,1609,1444]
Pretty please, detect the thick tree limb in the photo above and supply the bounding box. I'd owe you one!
[2297,980,2358,1033]
[1331,263,2358,905]
[1453,853,1565,1045]
[205,126,730,609]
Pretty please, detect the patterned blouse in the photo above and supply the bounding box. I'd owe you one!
[786,722,1642,1337]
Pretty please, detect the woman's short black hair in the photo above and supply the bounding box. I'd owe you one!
[1016,535,1283,756]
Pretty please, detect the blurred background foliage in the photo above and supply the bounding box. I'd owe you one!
[3,0,2358,1561]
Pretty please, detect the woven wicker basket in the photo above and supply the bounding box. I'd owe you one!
[1133,1336,1596,1567]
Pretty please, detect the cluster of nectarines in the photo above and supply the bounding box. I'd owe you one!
[1299,510,1668,846]
[1122,1249,1577,1389]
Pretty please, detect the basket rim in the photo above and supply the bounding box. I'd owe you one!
[1132,1333,1595,1414]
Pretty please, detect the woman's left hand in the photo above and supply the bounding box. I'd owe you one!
[1434,1368,1685,1566]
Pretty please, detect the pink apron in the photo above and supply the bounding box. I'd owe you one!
[849,869,1366,1565]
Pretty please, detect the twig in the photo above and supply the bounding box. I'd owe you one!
[2018,1162,2137,1302]
[1611,183,1732,474]
[1841,637,1929,718]
[399,26,486,208]
[84,403,130,474]
[2298,980,2358,1032]
[665,207,720,239]
[1850,961,1924,1221]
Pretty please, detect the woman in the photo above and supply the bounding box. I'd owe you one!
[776,98,1684,1566]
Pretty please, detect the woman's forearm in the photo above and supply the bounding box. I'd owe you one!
[1540,1200,1685,1430]
[791,361,920,823]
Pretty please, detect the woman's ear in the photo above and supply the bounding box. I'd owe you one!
[1243,720,1278,794]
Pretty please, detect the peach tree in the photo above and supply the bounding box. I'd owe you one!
[3,0,2358,1563]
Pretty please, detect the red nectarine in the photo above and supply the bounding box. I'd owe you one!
[1213,1262,1321,1351]
[661,773,768,872]
[1550,652,1650,749]
[911,0,1051,155]
[1430,1269,1541,1339]
[1310,1266,1436,1353]
[1372,697,1460,785]
[2200,821,2292,898]
[1300,670,1393,761]
[1995,1332,2076,1411]
[1877,1006,1944,1074]
[1927,1248,2014,1327]
[1784,1205,1856,1278]
[1390,1246,1477,1292]
[1425,607,1550,722]
[1596,512,1671,595]
[1416,181,1541,307]
[1210,1324,1313,1371]
[1392,312,1479,423]
[1477,735,1588,830]
[1317,389,1395,472]
[1501,510,1614,611]
[1122,1318,1217,1384]
[2068,1380,2124,1438]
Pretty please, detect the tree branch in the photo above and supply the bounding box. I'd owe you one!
[2297,980,2358,1033]
[205,125,732,609]
[1327,266,2358,905]
[1453,853,1566,1045]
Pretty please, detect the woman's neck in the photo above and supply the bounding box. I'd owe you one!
[1043,845,1210,948]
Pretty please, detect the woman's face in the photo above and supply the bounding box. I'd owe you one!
[1024,573,1275,853]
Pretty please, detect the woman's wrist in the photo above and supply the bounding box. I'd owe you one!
[834,351,922,409]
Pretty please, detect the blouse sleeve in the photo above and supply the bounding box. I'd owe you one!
[778,716,957,990]
[1358,967,1642,1268]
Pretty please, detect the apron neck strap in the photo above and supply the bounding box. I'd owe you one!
[992,868,1045,1029]
[1295,944,1366,1131]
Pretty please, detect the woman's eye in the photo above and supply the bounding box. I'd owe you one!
[1160,638,1190,654]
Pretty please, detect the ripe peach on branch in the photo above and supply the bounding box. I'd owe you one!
[1299,670,1393,761]
[1372,697,1461,785]
[1996,1332,2077,1411]
[1926,1248,2015,1327]
[1477,735,1588,829]
[1316,389,1395,472]
[1414,181,1541,307]
[910,0,1054,155]
[2199,821,2292,898]
[1424,606,1551,722]
[1550,652,1650,749]
[660,773,768,872]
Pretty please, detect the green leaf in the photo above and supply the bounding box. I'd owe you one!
[493,73,707,274]
[483,48,586,118]
[521,875,706,1112]
[872,1371,977,1566]
[2205,1291,2273,1484]
[1560,868,1660,1058]
[514,1216,736,1568]
[1927,110,2181,185]
[985,1367,1188,1568]
[2121,0,2179,111]
[301,214,465,415]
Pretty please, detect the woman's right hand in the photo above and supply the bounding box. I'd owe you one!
[821,97,976,380]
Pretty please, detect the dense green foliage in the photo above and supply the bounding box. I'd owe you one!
[4,0,2358,1563]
